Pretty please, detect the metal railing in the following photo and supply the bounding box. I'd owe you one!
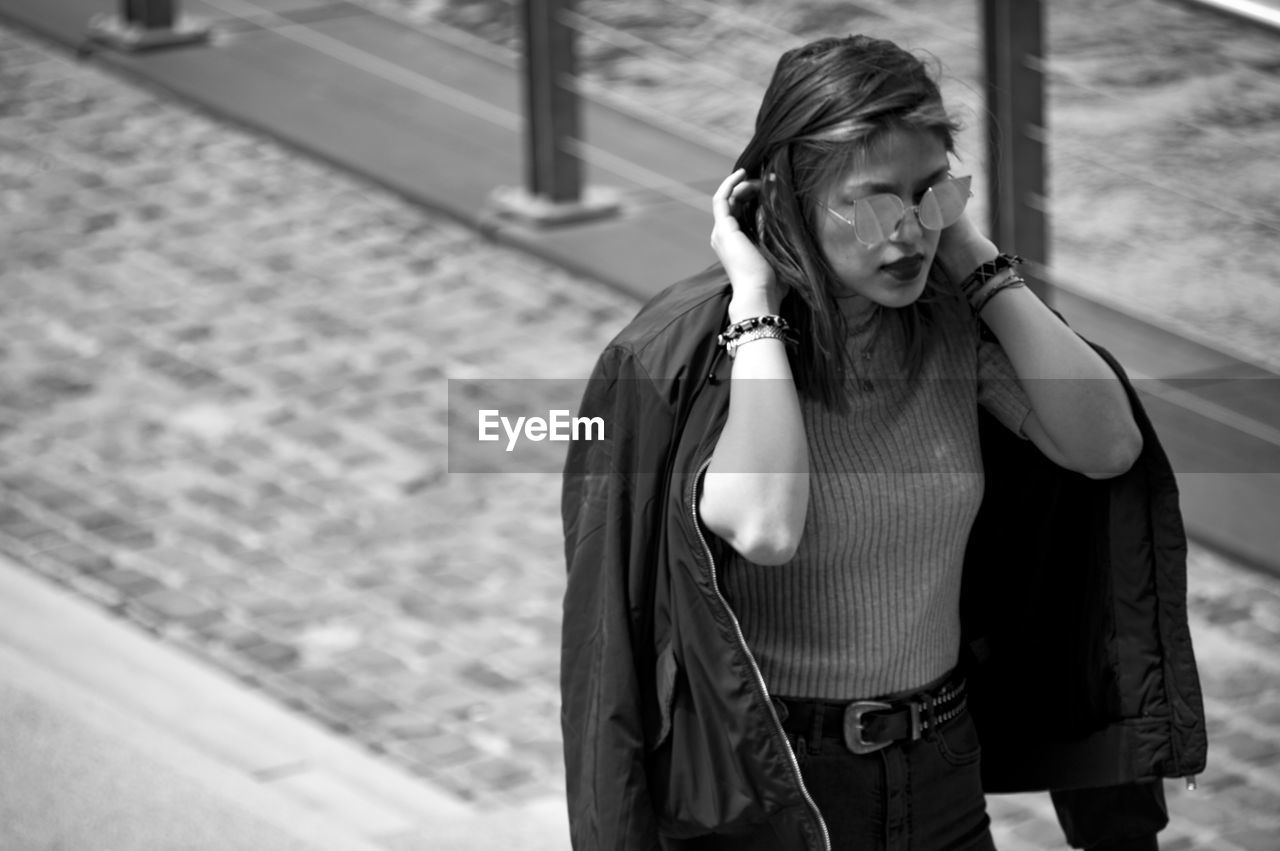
[501,0,1055,252]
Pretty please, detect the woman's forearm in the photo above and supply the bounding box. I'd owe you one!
[980,282,1143,477]
[698,296,809,565]
[937,220,1142,478]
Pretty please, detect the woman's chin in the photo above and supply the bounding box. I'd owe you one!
[873,273,929,308]
[834,271,929,315]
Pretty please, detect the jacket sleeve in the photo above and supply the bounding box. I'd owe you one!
[561,345,674,850]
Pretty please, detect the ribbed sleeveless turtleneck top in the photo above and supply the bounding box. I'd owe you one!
[719,301,1031,700]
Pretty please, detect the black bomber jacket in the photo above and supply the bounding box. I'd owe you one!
[560,267,1207,850]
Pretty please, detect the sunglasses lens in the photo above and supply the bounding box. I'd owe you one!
[922,176,972,229]
[846,177,972,243]
[855,194,902,244]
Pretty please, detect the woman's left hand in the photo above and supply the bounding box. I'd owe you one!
[935,211,999,283]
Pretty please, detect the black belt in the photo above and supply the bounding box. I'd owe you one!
[774,670,967,755]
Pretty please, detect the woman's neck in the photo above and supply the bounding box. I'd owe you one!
[836,293,881,334]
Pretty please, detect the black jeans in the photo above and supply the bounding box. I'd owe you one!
[1051,780,1167,850]
[682,706,995,851]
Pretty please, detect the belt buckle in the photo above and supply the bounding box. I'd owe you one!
[842,700,892,755]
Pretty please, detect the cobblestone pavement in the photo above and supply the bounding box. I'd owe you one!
[0,22,634,807]
[2,20,1279,851]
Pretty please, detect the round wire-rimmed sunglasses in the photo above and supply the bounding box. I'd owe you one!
[825,175,973,245]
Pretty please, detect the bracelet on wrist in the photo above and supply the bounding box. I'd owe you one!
[726,326,792,358]
[718,314,789,346]
[718,314,797,358]
[971,275,1027,315]
[959,253,1023,301]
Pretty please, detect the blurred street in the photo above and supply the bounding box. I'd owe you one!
[0,18,629,807]
[1,2,1279,849]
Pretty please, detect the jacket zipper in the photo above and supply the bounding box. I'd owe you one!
[689,456,831,851]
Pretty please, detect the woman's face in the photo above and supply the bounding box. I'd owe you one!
[816,128,952,313]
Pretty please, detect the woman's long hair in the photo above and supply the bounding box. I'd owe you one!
[733,35,962,410]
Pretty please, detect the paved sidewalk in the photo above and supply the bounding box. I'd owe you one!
[0,5,1278,851]
[0,555,569,851]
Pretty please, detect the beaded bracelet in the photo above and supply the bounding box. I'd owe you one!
[971,274,1027,315]
[959,253,1023,301]
[717,314,791,348]
[726,325,793,358]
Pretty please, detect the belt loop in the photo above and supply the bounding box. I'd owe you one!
[809,703,826,751]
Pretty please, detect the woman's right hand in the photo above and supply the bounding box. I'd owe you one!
[711,169,783,318]
[703,169,808,565]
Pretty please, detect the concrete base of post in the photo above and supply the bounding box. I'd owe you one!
[487,185,622,228]
[86,13,211,52]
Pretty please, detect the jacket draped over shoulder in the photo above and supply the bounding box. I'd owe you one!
[963,345,1206,792]
[561,269,1207,850]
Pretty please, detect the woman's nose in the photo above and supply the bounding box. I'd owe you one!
[891,204,925,241]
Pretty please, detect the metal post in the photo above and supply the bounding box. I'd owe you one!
[523,0,581,203]
[488,0,619,227]
[87,0,210,52]
[983,0,1049,298]
[125,0,174,29]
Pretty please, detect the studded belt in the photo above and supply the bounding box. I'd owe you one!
[774,670,968,755]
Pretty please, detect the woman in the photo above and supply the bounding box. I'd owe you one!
[561,34,1205,851]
